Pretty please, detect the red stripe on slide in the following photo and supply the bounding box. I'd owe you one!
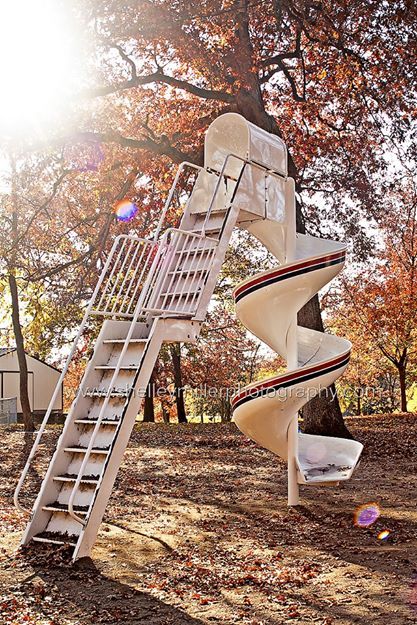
[231,351,349,407]
[234,250,345,300]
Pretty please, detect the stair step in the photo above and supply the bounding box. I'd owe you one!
[160,289,201,298]
[84,390,128,398]
[64,446,110,455]
[190,227,221,234]
[33,532,78,547]
[53,474,99,485]
[74,418,120,426]
[102,338,148,344]
[94,365,137,370]
[168,268,208,276]
[42,502,89,515]
[190,206,227,215]
[175,247,214,256]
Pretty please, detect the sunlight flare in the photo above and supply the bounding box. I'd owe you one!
[0,0,82,136]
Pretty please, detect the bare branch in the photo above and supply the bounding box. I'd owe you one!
[35,129,193,165]
[261,30,302,67]
[270,58,306,102]
[111,43,138,80]
[86,68,234,103]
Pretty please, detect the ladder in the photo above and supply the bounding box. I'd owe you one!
[15,144,286,560]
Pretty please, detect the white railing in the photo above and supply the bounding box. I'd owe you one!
[91,229,218,319]
[13,233,123,513]
[153,161,203,240]
[91,236,158,318]
[14,228,218,514]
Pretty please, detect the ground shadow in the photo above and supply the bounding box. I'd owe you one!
[20,546,205,625]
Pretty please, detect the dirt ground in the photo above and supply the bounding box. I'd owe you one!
[0,414,416,625]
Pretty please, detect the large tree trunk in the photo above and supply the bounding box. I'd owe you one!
[8,273,34,432]
[297,290,353,438]
[170,344,187,423]
[397,365,408,412]
[143,373,155,422]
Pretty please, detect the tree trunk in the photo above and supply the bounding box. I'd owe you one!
[143,373,155,422]
[170,344,187,423]
[297,294,352,438]
[398,365,408,412]
[8,273,34,432]
[161,401,170,424]
[221,398,232,423]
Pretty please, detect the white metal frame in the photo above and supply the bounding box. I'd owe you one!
[14,155,244,517]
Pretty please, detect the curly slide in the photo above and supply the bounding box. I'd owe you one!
[232,221,363,490]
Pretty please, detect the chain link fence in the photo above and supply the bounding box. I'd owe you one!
[0,397,17,425]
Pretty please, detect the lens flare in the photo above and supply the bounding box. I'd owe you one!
[353,503,380,528]
[114,200,138,222]
[377,530,390,541]
[64,141,104,172]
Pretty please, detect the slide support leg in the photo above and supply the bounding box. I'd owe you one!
[287,416,300,506]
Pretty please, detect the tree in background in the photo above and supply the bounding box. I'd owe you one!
[182,306,261,422]
[328,181,417,412]
[69,0,416,436]
[328,308,400,415]
[0,143,153,430]
[2,1,417,434]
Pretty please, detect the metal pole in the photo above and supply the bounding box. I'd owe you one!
[284,177,300,507]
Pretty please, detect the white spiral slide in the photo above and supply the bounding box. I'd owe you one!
[232,222,363,496]
[201,112,363,504]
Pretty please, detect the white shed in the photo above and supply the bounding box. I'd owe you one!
[0,349,63,416]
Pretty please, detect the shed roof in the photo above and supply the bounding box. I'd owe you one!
[0,348,61,372]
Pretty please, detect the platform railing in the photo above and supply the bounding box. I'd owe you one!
[91,235,158,319]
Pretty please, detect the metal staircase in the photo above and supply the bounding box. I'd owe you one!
[15,113,306,560]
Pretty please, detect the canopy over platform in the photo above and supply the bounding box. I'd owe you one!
[204,113,288,179]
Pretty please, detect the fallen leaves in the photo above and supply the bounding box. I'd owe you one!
[0,415,415,624]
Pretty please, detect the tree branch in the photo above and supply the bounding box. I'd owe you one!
[111,44,138,80]
[86,68,234,103]
[261,30,302,67]
[41,130,193,165]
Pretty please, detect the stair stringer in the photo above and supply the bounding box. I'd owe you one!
[73,317,202,560]
[20,319,152,546]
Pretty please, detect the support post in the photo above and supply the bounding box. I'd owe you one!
[285,178,300,506]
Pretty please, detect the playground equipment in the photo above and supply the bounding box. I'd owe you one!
[15,113,362,560]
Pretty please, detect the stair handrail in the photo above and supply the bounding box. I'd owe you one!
[153,161,203,241]
[14,159,228,515]
[14,235,126,513]
[201,152,287,235]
